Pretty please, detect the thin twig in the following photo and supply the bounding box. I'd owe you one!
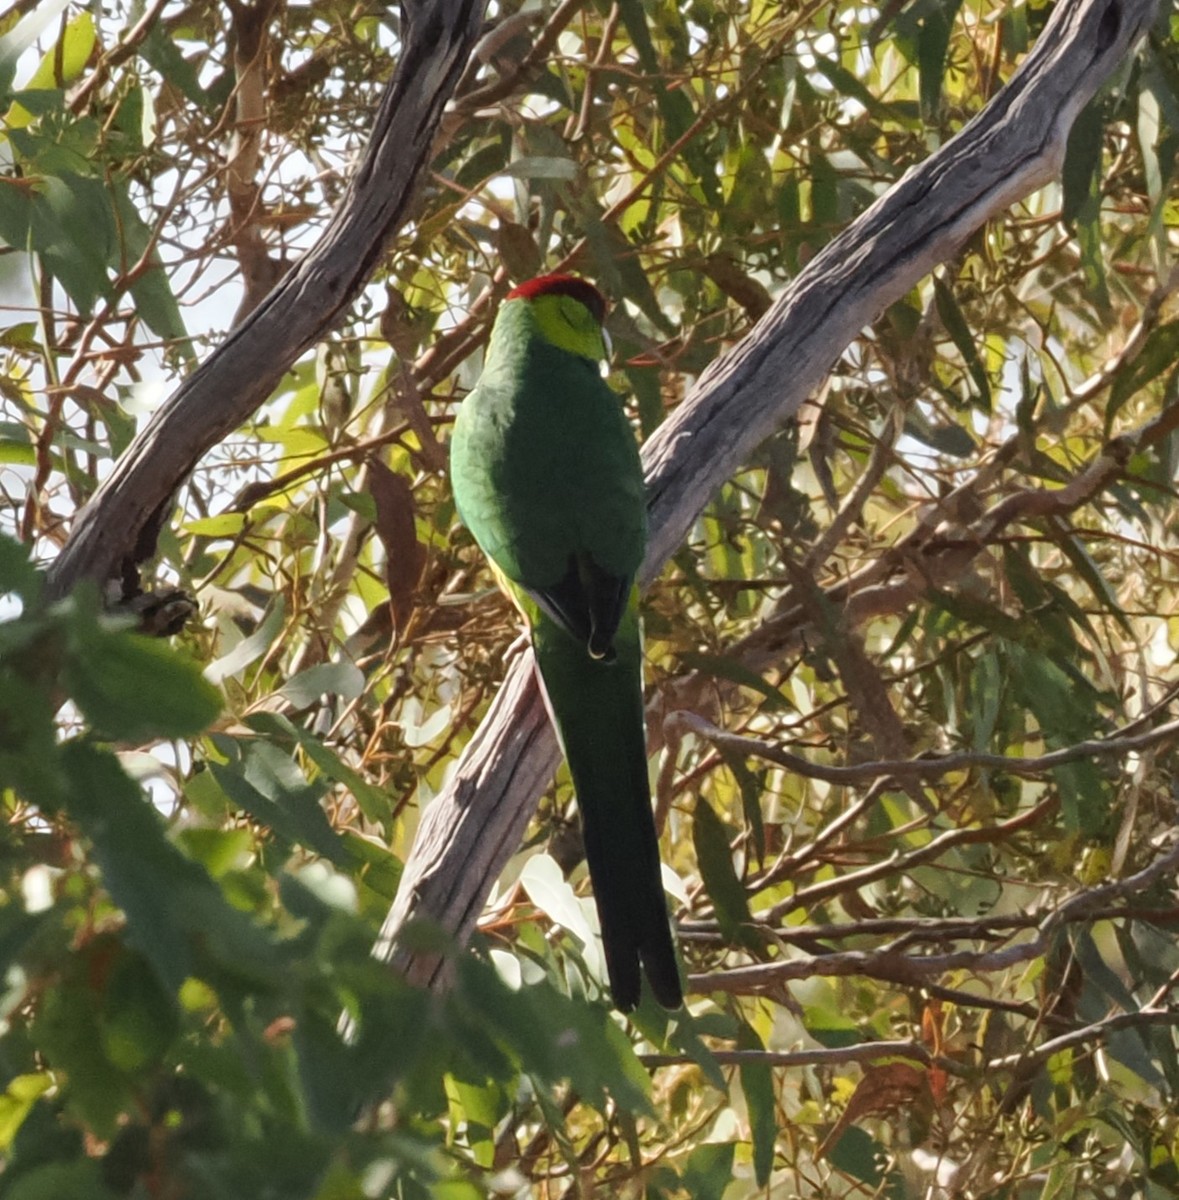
[640,1040,938,1071]
[689,839,1179,991]
[666,710,1179,786]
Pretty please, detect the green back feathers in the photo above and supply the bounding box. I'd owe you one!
[450,292,647,602]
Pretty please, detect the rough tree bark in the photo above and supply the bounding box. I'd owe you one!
[44,0,488,601]
[376,0,1161,991]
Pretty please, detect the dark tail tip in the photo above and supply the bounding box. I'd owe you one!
[602,926,683,1013]
[603,943,642,1013]
[643,948,683,1010]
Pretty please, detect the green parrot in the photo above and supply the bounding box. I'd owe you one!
[450,274,682,1012]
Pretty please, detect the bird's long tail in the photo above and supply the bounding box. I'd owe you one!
[530,599,682,1011]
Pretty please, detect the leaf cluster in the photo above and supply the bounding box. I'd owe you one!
[1,0,1179,1196]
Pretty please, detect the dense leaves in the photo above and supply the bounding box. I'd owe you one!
[2,0,1179,1196]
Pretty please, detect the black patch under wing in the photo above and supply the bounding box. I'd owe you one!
[525,553,630,660]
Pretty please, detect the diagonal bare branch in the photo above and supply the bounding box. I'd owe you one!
[379,0,1161,990]
[44,0,488,602]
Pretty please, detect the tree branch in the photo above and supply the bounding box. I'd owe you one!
[44,0,488,601]
[640,1041,939,1072]
[377,0,1160,991]
[690,839,1179,992]
[665,710,1179,787]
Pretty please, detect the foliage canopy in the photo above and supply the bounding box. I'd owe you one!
[1,0,1179,1196]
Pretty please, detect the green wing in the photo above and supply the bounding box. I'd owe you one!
[451,303,647,629]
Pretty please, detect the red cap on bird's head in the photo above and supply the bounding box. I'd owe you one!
[506,275,607,326]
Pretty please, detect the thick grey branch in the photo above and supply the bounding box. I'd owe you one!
[45,0,487,601]
[380,0,1159,990]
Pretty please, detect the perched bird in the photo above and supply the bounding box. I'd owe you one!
[450,274,682,1012]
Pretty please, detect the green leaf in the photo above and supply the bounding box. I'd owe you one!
[0,0,72,94]
[6,88,70,120]
[827,1126,892,1192]
[0,1073,52,1150]
[454,957,652,1116]
[30,173,115,315]
[577,199,674,334]
[903,408,976,457]
[20,10,95,93]
[1062,99,1111,311]
[1004,642,1109,834]
[0,178,33,260]
[110,183,192,354]
[1075,204,1110,311]
[968,649,1002,750]
[338,490,377,520]
[97,944,179,1072]
[444,1074,505,1169]
[64,614,221,742]
[737,1022,777,1186]
[677,651,793,711]
[519,853,597,953]
[339,831,402,911]
[32,971,133,1136]
[61,742,282,992]
[638,1007,725,1090]
[183,512,246,538]
[0,530,42,602]
[503,155,578,181]
[681,1141,735,1200]
[1004,642,1094,740]
[0,438,34,466]
[718,748,766,866]
[933,275,991,411]
[1072,929,1165,1087]
[692,796,755,947]
[1062,98,1104,227]
[812,56,908,123]
[808,146,838,230]
[0,663,62,808]
[614,0,718,204]
[1108,321,1179,431]
[204,598,286,684]
[176,826,255,878]
[278,660,365,709]
[802,1002,861,1049]
[1,1161,117,1200]
[1055,531,1132,633]
[310,1163,369,1200]
[914,0,965,123]
[138,24,221,110]
[211,740,347,865]
[245,711,390,826]
[624,364,663,438]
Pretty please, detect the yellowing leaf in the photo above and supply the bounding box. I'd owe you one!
[183,513,246,538]
[7,11,96,128]
[0,1072,52,1149]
